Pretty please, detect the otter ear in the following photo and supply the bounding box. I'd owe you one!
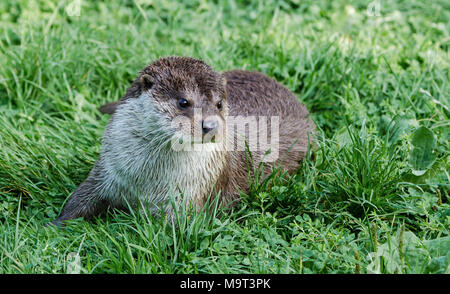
[139,74,155,89]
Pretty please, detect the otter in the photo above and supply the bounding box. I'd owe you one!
[51,56,315,226]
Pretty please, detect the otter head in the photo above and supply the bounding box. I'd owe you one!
[133,57,227,145]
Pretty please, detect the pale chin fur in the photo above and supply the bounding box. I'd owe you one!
[96,91,227,216]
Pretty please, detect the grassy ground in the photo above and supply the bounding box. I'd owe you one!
[0,0,448,273]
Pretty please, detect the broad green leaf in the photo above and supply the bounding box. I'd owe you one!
[367,231,450,274]
[409,126,436,176]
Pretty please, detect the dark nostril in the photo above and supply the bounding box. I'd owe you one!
[202,120,218,134]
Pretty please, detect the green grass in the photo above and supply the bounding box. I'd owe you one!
[0,0,449,273]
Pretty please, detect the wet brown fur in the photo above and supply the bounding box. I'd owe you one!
[53,56,315,225]
[99,59,315,208]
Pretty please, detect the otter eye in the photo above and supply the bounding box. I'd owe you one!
[217,100,223,110]
[177,98,190,109]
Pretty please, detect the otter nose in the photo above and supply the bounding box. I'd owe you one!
[202,120,218,134]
